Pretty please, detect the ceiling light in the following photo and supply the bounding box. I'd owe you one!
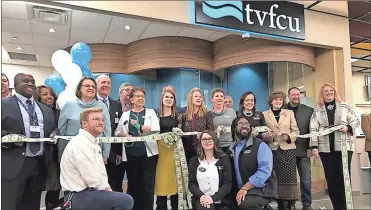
[351,58,359,63]
[297,86,304,89]
[49,28,56,33]
[12,37,18,40]
[16,47,23,51]
[124,25,131,30]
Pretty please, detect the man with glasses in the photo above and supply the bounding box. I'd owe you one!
[286,87,314,210]
[60,107,133,210]
[96,75,125,192]
[119,82,133,113]
[228,116,277,209]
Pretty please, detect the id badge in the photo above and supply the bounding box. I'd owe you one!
[115,118,119,124]
[30,126,41,132]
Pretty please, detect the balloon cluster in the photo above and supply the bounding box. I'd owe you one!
[44,42,93,109]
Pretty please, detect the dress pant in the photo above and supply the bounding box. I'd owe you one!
[65,189,133,210]
[1,156,45,210]
[320,151,352,210]
[156,195,178,210]
[238,195,270,210]
[106,161,127,192]
[126,154,158,210]
[296,157,312,207]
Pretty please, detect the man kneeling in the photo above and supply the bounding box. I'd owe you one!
[228,116,278,209]
[60,107,133,210]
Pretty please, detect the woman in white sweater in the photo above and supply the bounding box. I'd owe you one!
[115,86,160,210]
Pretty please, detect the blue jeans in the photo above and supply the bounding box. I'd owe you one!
[296,157,312,206]
[67,189,134,210]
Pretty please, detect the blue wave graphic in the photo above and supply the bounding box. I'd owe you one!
[202,1,243,22]
[204,1,243,11]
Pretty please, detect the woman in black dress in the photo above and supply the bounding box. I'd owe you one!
[155,89,182,210]
[34,85,62,210]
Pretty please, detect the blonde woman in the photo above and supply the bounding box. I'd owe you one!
[310,83,359,210]
[180,88,214,162]
[155,89,182,210]
[263,91,299,210]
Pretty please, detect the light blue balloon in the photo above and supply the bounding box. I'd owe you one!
[44,74,66,95]
[81,66,93,78]
[71,42,92,68]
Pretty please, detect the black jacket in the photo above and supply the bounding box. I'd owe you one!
[1,95,59,180]
[285,103,314,157]
[227,138,278,202]
[188,154,232,205]
[108,98,123,162]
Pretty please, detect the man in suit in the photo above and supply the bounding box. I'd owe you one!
[286,87,314,210]
[1,73,58,210]
[96,74,124,192]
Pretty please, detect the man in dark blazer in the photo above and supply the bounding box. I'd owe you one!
[1,73,58,210]
[286,87,314,210]
[96,74,124,192]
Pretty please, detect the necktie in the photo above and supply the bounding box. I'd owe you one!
[26,99,40,154]
[102,98,108,108]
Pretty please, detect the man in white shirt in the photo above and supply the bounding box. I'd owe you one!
[60,107,133,210]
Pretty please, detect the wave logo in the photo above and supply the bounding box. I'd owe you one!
[202,1,244,22]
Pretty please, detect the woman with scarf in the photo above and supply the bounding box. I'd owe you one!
[236,92,267,139]
[34,85,62,210]
[180,88,214,163]
[263,91,299,210]
[310,83,359,210]
[58,77,111,162]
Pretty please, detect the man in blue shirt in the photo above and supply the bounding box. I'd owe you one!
[227,115,278,209]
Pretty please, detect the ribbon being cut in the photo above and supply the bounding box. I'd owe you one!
[1,124,353,209]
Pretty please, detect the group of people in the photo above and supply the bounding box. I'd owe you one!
[1,71,366,210]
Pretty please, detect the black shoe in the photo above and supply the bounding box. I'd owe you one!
[303,205,313,210]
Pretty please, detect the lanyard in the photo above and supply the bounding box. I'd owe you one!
[15,96,37,124]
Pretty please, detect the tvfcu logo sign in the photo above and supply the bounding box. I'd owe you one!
[196,1,305,40]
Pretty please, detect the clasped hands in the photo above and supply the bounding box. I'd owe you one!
[200,195,213,208]
[262,131,291,144]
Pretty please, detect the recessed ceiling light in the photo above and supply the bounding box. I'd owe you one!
[16,47,23,51]
[49,28,56,33]
[12,37,18,40]
[124,25,131,30]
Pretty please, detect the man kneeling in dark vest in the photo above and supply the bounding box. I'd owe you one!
[227,116,278,209]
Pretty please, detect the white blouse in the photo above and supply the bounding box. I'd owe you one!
[196,158,220,197]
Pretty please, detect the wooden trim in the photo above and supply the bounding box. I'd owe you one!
[68,36,315,74]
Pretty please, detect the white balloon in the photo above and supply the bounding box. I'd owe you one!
[57,89,77,110]
[51,50,72,76]
[61,63,82,88]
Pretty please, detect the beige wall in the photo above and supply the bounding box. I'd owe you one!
[2,64,54,88]
[53,1,353,103]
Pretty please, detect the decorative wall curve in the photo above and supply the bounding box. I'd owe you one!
[213,36,315,70]
[74,35,314,74]
[126,37,213,73]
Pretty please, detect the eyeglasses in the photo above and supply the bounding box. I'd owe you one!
[201,138,214,143]
[82,85,96,89]
[237,122,250,126]
[91,117,104,122]
[134,95,145,99]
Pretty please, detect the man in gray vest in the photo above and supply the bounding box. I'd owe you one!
[228,115,277,209]
[286,87,314,210]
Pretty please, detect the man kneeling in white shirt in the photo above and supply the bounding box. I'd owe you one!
[60,107,134,210]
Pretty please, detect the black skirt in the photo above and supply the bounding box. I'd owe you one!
[272,148,298,200]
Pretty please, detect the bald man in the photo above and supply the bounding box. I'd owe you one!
[96,75,125,192]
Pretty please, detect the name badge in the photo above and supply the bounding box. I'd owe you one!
[217,166,224,170]
[115,118,119,124]
[198,167,206,172]
[243,150,251,154]
[30,126,41,133]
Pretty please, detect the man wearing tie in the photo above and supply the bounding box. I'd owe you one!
[96,74,124,192]
[1,73,58,210]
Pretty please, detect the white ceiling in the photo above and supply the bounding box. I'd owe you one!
[1,1,230,68]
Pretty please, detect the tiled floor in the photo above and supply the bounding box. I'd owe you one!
[40,192,371,210]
